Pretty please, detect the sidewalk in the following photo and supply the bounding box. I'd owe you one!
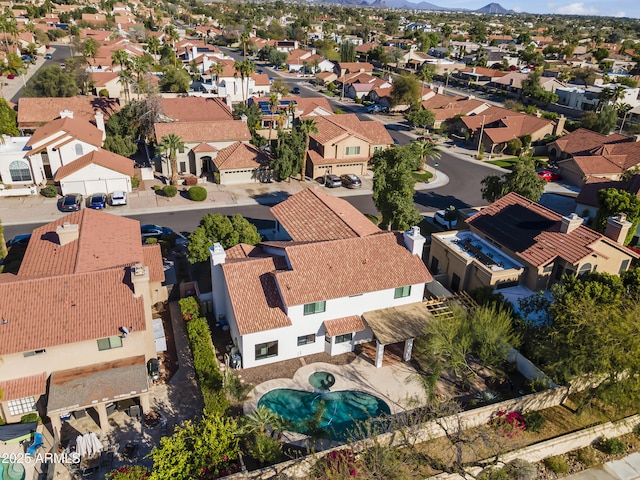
[0,167,450,226]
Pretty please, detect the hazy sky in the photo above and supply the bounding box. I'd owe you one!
[409,0,638,18]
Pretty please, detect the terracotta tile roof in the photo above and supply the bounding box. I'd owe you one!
[575,176,623,207]
[160,97,232,122]
[17,97,121,129]
[323,315,366,337]
[337,62,374,73]
[459,66,507,78]
[143,244,165,283]
[221,257,292,335]
[294,96,333,115]
[26,117,103,154]
[484,115,553,144]
[459,105,519,131]
[192,142,218,153]
[19,210,145,278]
[467,192,634,268]
[154,120,251,143]
[421,93,466,109]
[553,128,629,155]
[0,373,47,401]
[271,188,380,241]
[226,243,263,260]
[213,142,270,170]
[273,231,432,306]
[571,155,625,175]
[54,148,135,181]
[90,71,120,85]
[591,141,640,170]
[308,114,393,146]
[0,268,146,355]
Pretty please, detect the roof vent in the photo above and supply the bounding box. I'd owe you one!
[60,109,74,119]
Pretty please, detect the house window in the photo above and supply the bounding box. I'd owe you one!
[451,273,461,292]
[179,161,187,172]
[578,263,592,276]
[345,146,361,156]
[394,285,411,298]
[75,144,83,156]
[23,349,46,357]
[7,396,37,416]
[430,257,439,274]
[255,341,278,360]
[297,334,316,346]
[335,333,352,344]
[9,161,32,182]
[303,301,326,315]
[97,335,123,351]
[620,259,631,274]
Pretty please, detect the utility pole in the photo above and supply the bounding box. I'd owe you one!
[477,115,486,159]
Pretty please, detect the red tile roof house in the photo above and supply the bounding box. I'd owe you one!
[248,96,333,135]
[575,175,640,230]
[550,128,640,187]
[17,97,121,132]
[302,114,394,179]
[428,192,638,295]
[210,188,433,369]
[0,210,166,444]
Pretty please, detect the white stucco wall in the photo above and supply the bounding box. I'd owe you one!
[45,140,100,177]
[59,163,131,196]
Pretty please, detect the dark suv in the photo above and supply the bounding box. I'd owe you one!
[341,174,362,189]
[60,194,82,212]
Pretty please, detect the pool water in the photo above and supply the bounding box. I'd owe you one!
[257,388,390,441]
[308,371,335,390]
[1,459,26,480]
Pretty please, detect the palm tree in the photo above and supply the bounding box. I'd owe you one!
[111,49,129,71]
[268,93,279,145]
[159,133,185,186]
[131,56,151,100]
[210,62,224,89]
[84,38,99,59]
[299,119,318,182]
[414,139,441,170]
[288,101,296,127]
[234,60,256,104]
[240,32,250,59]
[416,64,434,101]
[117,70,133,103]
[146,36,160,64]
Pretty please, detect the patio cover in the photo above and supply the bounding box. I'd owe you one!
[362,302,432,345]
[0,422,38,443]
[323,315,366,337]
[47,356,148,414]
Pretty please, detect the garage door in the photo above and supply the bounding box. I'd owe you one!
[84,180,109,196]
[105,178,129,193]
[220,169,256,185]
[60,181,88,196]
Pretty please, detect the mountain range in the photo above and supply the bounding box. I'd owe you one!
[315,0,515,13]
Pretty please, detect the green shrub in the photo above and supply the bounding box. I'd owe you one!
[98,88,109,97]
[523,410,545,433]
[544,455,568,474]
[247,433,282,466]
[477,467,509,480]
[527,377,552,393]
[188,186,207,201]
[179,295,200,321]
[212,172,220,184]
[144,237,158,245]
[20,413,41,423]
[597,437,627,455]
[41,185,58,197]
[163,185,178,197]
[575,447,597,467]
[152,185,161,191]
[131,174,141,189]
[503,458,537,480]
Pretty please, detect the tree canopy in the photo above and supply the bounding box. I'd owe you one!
[593,188,640,245]
[372,146,422,230]
[186,213,261,263]
[406,109,435,131]
[390,74,420,108]
[159,67,191,93]
[0,98,18,137]
[480,157,545,203]
[22,65,79,97]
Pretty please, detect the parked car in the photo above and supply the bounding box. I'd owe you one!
[110,191,127,206]
[416,136,433,142]
[317,174,342,188]
[292,86,300,94]
[60,193,82,212]
[537,169,561,182]
[341,174,362,188]
[7,234,31,248]
[44,53,52,60]
[141,224,188,246]
[433,210,457,229]
[366,104,388,114]
[87,193,107,209]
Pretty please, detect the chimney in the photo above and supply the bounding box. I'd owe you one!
[60,110,73,119]
[94,110,106,142]
[634,134,640,142]
[56,222,79,246]
[192,45,197,59]
[209,243,227,321]
[559,213,583,234]
[130,263,149,298]
[605,214,632,244]
[471,67,476,74]
[436,85,444,95]
[553,115,566,136]
[403,226,426,258]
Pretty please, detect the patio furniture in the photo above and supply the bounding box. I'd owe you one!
[127,405,141,420]
[26,432,44,456]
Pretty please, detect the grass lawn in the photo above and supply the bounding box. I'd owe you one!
[413,171,434,182]
[486,158,519,168]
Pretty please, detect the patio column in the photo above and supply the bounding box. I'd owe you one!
[403,338,414,362]
[139,393,151,414]
[375,340,385,368]
[50,414,62,447]
[95,403,109,431]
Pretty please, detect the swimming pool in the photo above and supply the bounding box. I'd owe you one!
[257,388,390,441]
[308,371,335,390]
[1,459,26,480]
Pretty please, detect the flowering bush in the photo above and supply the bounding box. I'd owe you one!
[491,410,526,438]
[106,465,149,480]
[313,449,361,479]
[179,295,200,322]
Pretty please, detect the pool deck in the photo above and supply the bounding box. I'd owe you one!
[243,355,428,417]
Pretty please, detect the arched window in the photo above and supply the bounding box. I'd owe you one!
[9,161,32,182]
[578,263,592,276]
[75,144,84,156]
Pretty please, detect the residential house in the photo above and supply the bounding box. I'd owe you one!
[210,142,271,184]
[285,49,333,73]
[340,72,392,100]
[203,60,271,103]
[0,210,166,444]
[491,71,564,94]
[303,114,394,178]
[428,192,638,294]
[249,96,333,133]
[17,97,121,132]
[420,93,489,129]
[454,67,508,85]
[91,71,121,98]
[333,61,374,78]
[553,129,640,186]
[210,188,433,369]
[555,83,640,112]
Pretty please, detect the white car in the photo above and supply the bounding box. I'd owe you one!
[110,191,127,206]
[433,210,457,229]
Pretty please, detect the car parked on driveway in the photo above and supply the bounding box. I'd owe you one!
[60,194,82,212]
[110,191,127,206]
[141,225,188,246]
[87,193,107,209]
[44,53,52,60]
[433,210,457,229]
[366,104,388,114]
[292,86,300,94]
[341,174,362,188]
[317,174,342,188]
[537,169,561,182]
